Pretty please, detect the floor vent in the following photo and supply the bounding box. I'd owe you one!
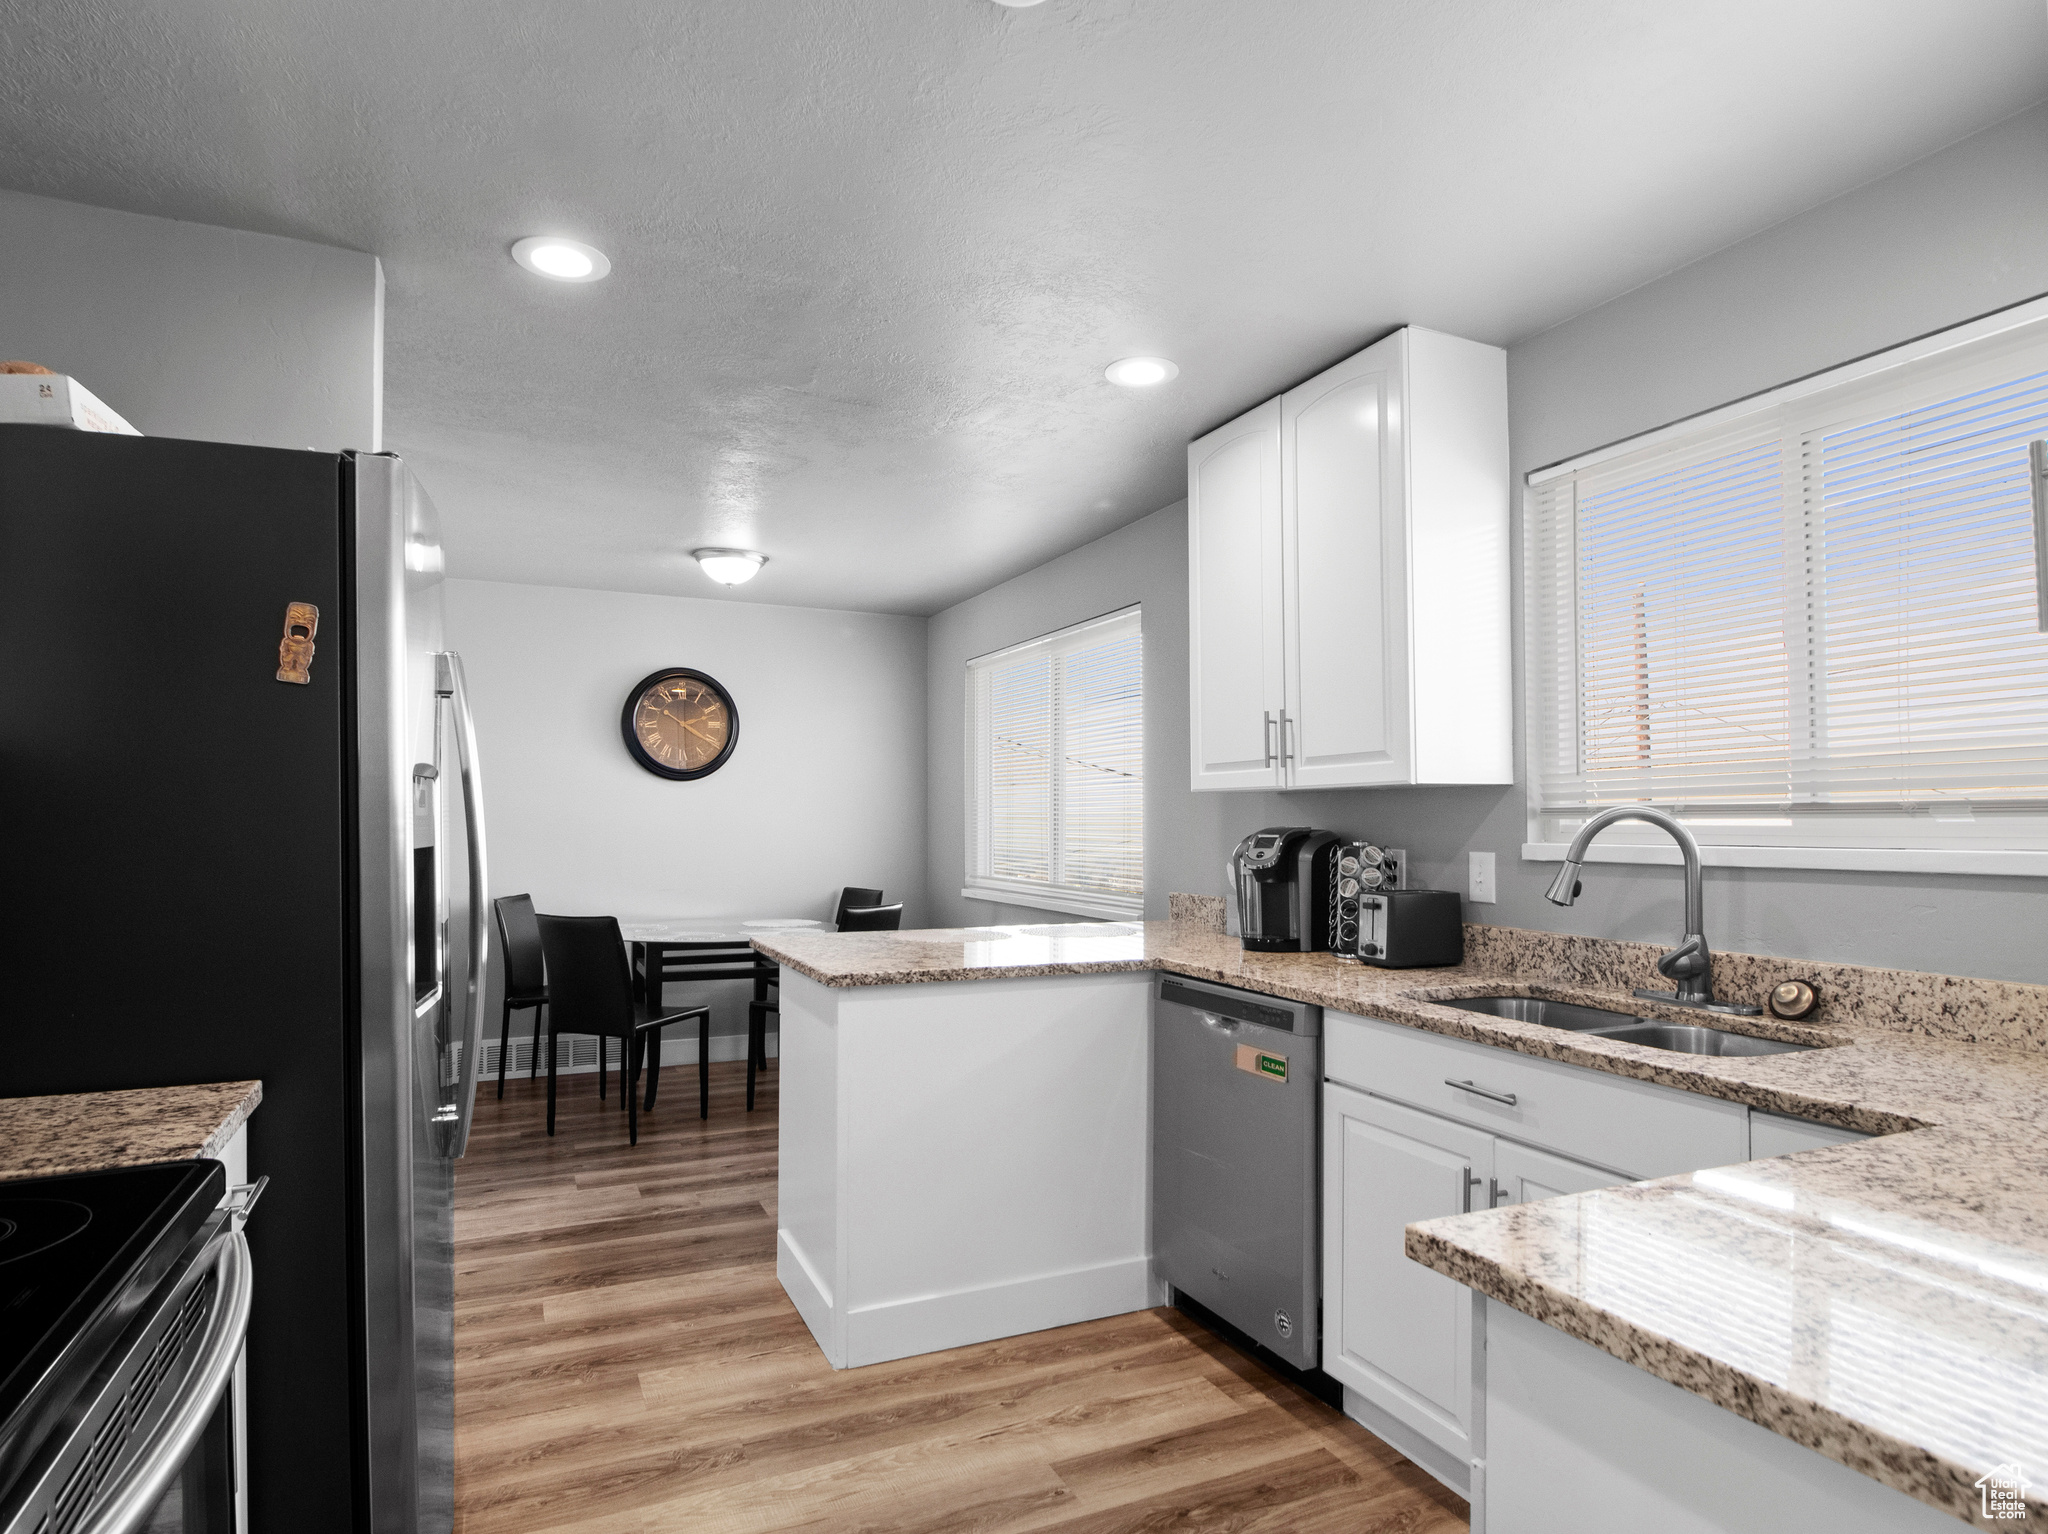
[478,1030,773,1078]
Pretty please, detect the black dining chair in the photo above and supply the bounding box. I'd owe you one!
[491,895,550,1099]
[834,886,885,929]
[838,902,904,932]
[536,915,712,1141]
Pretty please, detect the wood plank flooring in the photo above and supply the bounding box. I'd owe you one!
[454,1059,1469,1534]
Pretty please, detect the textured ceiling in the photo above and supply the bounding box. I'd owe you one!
[2,0,2044,614]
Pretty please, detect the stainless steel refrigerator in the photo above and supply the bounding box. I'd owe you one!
[0,425,489,1532]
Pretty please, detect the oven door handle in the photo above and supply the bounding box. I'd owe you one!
[76,1231,253,1534]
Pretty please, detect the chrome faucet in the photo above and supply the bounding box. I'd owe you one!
[1542,804,1760,1017]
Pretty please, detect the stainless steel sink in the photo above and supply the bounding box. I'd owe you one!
[1585,1023,1813,1057]
[1440,996,1816,1056]
[1440,996,1647,1031]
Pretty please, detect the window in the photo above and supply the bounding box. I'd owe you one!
[1526,296,2048,874]
[965,607,1144,919]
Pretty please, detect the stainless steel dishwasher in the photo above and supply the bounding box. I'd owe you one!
[1152,973,1322,1371]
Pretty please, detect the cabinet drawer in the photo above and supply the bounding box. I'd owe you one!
[1325,1010,1749,1179]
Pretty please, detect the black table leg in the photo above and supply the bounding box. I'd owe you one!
[698,1012,710,1120]
[626,1027,640,1144]
[745,1005,756,1112]
[545,1017,560,1136]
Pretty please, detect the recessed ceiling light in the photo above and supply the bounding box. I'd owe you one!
[692,547,767,586]
[1104,356,1178,387]
[510,235,611,283]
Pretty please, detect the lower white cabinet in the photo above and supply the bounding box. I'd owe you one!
[1323,1078,1634,1483]
[1325,1084,1490,1463]
[1321,1010,1754,1493]
[1491,1137,1628,1208]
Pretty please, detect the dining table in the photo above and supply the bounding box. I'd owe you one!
[618,916,829,1110]
[616,914,828,1011]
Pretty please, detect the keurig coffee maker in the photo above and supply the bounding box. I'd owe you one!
[1231,827,1338,952]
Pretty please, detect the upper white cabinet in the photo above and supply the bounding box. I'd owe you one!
[1187,326,1511,791]
[1187,399,1286,789]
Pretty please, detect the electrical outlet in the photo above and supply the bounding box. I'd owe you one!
[1468,850,1497,904]
[1384,850,1408,890]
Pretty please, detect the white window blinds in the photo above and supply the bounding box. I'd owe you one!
[965,606,1144,919]
[1527,300,2048,866]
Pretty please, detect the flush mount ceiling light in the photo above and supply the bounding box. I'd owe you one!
[510,235,611,283]
[1104,356,1179,387]
[989,0,1048,7]
[692,547,767,586]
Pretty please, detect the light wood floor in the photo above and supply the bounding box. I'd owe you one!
[454,1059,1470,1534]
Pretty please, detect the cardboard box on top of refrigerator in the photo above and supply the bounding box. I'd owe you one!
[0,373,140,435]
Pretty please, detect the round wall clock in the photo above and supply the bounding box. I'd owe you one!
[621,668,739,780]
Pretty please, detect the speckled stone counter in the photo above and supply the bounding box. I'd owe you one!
[755,917,2048,1524]
[0,1080,262,1182]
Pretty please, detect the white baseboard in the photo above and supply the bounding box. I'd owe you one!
[1342,1385,1472,1498]
[839,1256,1152,1370]
[481,1030,778,1079]
[778,1229,839,1361]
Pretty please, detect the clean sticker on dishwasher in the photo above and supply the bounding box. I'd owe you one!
[1235,1044,1287,1081]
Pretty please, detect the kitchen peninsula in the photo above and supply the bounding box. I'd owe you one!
[753,914,2048,1529]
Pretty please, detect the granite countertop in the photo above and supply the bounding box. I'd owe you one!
[757,914,2048,1525]
[0,1081,262,1183]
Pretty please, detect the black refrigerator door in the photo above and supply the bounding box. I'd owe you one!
[0,425,359,1532]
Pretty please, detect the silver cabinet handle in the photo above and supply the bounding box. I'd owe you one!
[1489,1177,1505,1207]
[1463,1172,1482,1213]
[77,1231,252,1534]
[1280,710,1294,766]
[1262,711,1276,767]
[438,652,491,1159]
[1444,1078,1518,1106]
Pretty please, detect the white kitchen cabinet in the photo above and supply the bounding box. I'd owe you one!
[1491,1138,1632,1208]
[1325,1008,1751,1180]
[1322,1011,1754,1497]
[1323,1078,1639,1486]
[1187,326,1510,791]
[1323,1081,1492,1477]
[1484,1300,1960,1533]
[1187,398,1285,789]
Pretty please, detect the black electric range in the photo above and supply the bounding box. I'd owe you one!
[0,1161,226,1512]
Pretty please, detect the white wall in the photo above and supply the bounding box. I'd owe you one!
[926,100,2048,984]
[0,187,381,451]
[446,577,928,1040]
